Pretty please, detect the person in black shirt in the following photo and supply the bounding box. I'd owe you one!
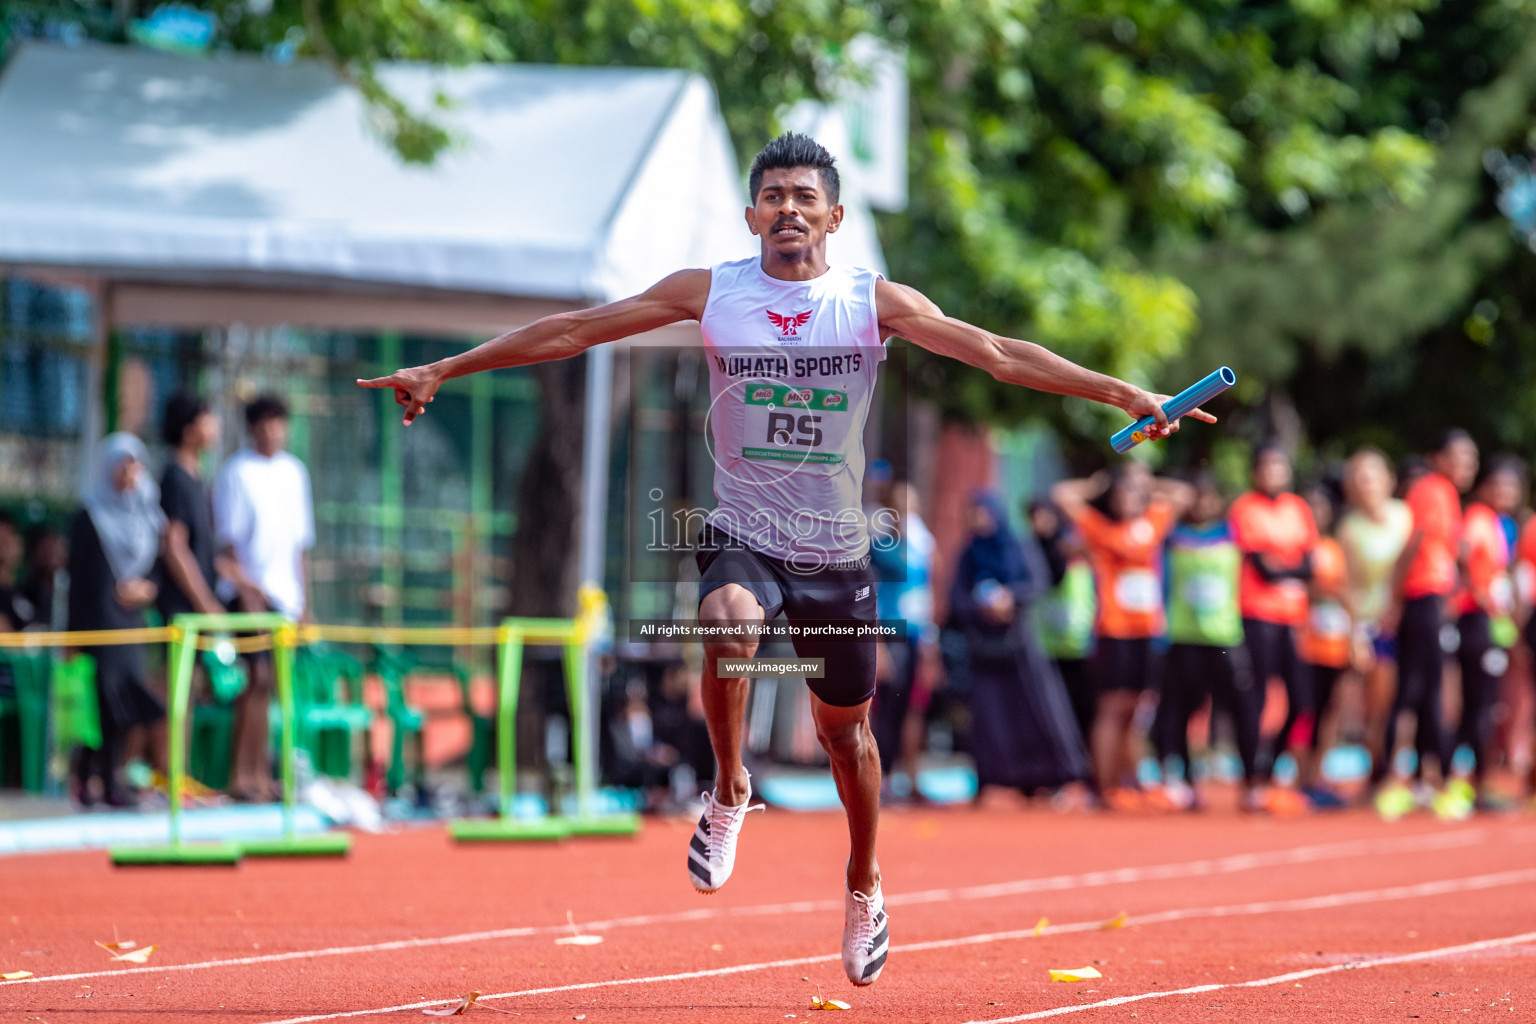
[0,512,31,632]
[67,434,165,806]
[158,393,225,621]
[20,524,66,631]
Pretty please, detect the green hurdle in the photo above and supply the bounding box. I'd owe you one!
[449,607,639,842]
[111,612,351,866]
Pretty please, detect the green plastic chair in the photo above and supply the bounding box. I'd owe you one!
[453,663,494,794]
[371,644,427,796]
[189,642,247,791]
[0,650,53,792]
[293,644,372,779]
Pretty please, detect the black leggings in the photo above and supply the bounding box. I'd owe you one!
[1301,664,1344,751]
[1056,657,1095,748]
[872,638,918,773]
[1379,594,1449,781]
[1456,611,1506,782]
[1154,644,1262,785]
[1244,618,1303,777]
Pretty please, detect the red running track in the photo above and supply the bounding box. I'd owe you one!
[3,805,1536,1022]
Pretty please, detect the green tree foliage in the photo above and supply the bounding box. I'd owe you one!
[884,0,1534,457]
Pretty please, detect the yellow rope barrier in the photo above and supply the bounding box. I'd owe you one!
[0,622,577,650]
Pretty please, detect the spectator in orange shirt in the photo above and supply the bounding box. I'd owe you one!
[1053,464,1196,809]
[1377,430,1478,800]
[1228,444,1317,809]
[1296,479,1354,808]
[1452,455,1523,807]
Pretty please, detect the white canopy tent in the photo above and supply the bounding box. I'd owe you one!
[0,41,884,303]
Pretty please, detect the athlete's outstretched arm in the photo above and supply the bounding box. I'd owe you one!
[875,280,1215,438]
[360,269,711,424]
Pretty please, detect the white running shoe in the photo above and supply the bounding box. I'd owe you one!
[842,885,889,986]
[686,783,761,894]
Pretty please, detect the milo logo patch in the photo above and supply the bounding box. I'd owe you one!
[822,392,844,408]
[786,389,813,406]
[751,387,776,402]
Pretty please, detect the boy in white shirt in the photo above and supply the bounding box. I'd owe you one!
[213,394,314,801]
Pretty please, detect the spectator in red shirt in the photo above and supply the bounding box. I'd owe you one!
[1452,455,1524,806]
[1377,430,1478,800]
[1228,443,1317,812]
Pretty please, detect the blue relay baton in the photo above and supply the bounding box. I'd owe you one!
[1110,366,1236,453]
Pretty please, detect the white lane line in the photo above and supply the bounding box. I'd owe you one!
[254,868,1536,1024]
[886,828,1485,907]
[0,828,1486,990]
[961,929,1536,1023]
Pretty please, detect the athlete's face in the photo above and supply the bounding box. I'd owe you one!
[1480,469,1524,515]
[1431,438,1479,494]
[1253,451,1292,496]
[746,167,843,263]
[1344,452,1393,513]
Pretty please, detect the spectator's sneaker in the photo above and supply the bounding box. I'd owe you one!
[1303,785,1348,810]
[1262,786,1309,817]
[842,885,889,986]
[1375,782,1416,822]
[1433,779,1476,822]
[1158,780,1197,812]
[1103,788,1145,813]
[686,784,761,894]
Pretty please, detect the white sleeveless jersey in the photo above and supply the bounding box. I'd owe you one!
[699,257,885,566]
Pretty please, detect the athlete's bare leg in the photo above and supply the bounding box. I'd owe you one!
[812,693,881,895]
[699,584,764,807]
[1092,690,1139,793]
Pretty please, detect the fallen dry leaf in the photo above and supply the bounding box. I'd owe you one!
[109,946,157,964]
[423,991,480,1016]
[3,971,34,980]
[95,941,137,953]
[809,996,851,1011]
[1033,917,1049,936]
[1049,966,1102,983]
[1100,911,1128,930]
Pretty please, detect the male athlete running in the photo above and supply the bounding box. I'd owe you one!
[361,133,1207,987]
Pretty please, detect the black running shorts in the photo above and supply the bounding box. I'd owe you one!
[695,526,878,708]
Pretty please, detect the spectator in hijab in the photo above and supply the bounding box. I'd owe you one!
[67,433,165,807]
[158,392,225,621]
[948,491,1089,799]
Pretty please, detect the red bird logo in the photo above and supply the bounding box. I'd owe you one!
[766,309,812,336]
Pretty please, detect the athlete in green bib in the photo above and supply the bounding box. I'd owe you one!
[1152,475,1260,810]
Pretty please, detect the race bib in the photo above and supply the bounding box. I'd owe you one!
[740,383,849,466]
[1115,569,1160,613]
[1182,574,1231,612]
[1490,576,1515,615]
[1310,602,1350,638]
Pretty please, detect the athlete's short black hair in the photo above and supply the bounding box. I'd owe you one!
[1428,427,1473,455]
[748,132,840,206]
[163,391,210,447]
[1251,440,1289,470]
[245,393,289,429]
[1479,453,1526,487]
